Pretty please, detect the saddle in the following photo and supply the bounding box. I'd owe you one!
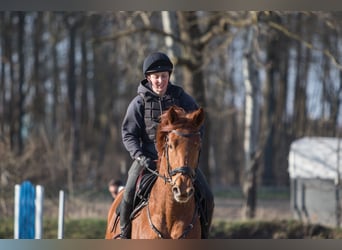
[115,170,157,218]
[132,170,158,217]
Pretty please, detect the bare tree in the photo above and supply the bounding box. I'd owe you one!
[64,13,83,195]
[17,11,26,155]
[2,11,342,206]
[293,13,310,139]
[241,18,261,218]
[31,12,45,129]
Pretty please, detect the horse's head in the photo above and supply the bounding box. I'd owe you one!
[156,106,204,203]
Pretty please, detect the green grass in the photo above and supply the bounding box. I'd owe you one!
[2,218,342,239]
[0,218,107,239]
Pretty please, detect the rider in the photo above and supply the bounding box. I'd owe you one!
[119,51,214,239]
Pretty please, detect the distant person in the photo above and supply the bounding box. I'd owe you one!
[108,179,124,201]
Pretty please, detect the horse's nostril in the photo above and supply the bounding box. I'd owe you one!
[172,186,180,195]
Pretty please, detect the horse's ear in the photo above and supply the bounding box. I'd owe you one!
[190,107,205,128]
[167,106,179,125]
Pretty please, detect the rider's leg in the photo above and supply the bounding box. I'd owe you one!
[195,168,214,239]
[119,160,144,239]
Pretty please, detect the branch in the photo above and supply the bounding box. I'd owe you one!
[268,20,342,71]
[199,12,257,46]
[92,27,184,45]
[94,12,258,52]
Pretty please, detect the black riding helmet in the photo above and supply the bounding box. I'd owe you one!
[143,52,173,77]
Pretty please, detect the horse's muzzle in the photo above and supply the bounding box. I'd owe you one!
[172,184,195,203]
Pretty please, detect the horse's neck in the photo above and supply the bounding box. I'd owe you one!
[150,178,172,206]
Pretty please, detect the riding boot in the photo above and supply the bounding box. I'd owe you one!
[119,199,132,239]
[195,168,214,239]
[200,198,214,238]
[119,159,144,239]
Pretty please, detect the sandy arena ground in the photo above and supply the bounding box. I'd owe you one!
[51,196,293,222]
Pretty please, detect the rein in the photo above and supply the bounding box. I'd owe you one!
[146,198,199,239]
[144,128,201,239]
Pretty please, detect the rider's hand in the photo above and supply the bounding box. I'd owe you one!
[136,155,152,169]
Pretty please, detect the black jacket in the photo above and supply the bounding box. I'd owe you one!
[121,79,199,160]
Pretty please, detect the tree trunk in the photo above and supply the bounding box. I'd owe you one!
[32,12,45,128]
[8,13,15,151]
[242,44,260,218]
[176,11,211,184]
[65,15,80,195]
[80,29,89,148]
[0,12,6,134]
[50,14,60,138]
[17,11,26,155]
[262,12,291,185]
[293,13,308,138]
[161,11,175,59]
[242,150,262,218]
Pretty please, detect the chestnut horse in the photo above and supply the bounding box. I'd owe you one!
[105,106,205,239]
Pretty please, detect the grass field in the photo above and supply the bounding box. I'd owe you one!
[2,217,342,239]
[2,186,342,239]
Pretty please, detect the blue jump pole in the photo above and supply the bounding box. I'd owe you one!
[18,181,36,239]
[14,181,44,239]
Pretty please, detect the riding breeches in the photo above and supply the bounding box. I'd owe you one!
[121,159,144,217]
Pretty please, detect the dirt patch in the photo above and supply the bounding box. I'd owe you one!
[213,198,293,222]
[47,196,293,222]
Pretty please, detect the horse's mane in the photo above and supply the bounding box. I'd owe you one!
[156,106,199,158]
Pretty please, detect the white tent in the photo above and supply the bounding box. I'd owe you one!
[288,136,342,227]
[288,137,342,182]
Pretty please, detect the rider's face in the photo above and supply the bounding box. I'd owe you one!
[147,71,170,96]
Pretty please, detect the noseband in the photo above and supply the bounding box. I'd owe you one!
[165,129,201,183]
[146,129,201,185]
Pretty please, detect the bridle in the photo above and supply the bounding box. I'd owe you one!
[145,128,202,239]
[145,129,201,185]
